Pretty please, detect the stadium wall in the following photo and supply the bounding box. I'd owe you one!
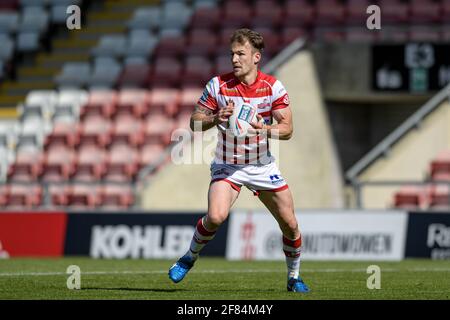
[0,211,449,260]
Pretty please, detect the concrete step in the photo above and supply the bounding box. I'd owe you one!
[18,66,60,78]
[0,107,18,118]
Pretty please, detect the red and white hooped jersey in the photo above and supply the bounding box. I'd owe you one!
[197,70,290,165]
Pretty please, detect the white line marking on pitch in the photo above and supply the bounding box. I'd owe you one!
[0,268,449,277]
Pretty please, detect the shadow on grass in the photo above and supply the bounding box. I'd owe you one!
[82,287,184,293]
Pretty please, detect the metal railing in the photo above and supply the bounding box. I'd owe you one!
[352,180,450,209]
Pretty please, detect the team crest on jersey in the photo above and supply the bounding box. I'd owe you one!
[283,94,290,105]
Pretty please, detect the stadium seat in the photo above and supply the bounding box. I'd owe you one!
[81,89,117,120]
[346,27,378,43]
[185,29,218,58]
[214,55,233,75]
[182,56,213,85]
[143,114,175,146]
[178,87,203,114]
[345,0,372,25]
[281,0,316,28]
[124,30,158,61]
[409,26,441,42]
[0,0,19,11]
[7,148,43,182]
[111,113,144,147]
[55,62,91,88]
[73,144,107,181]
[410,0,441,24]
[77,114,112,148]
[99,183,134,209]
[430,150,450,178]
[153,34,186,59]
[44,121,78,150]
[148,87,180,116]
[127,6,161,31]
[48,183,70,207]
[0,12,18,34]
[429,184,450,209]
[378,26,409,43]
[220,0,252,29]
[150,57,182,88]
[116,89,150,118]
[393,185,424,209]
[88,58,122,89]
[91,34,126,58]
[41,144,76,181]
[378,0,409,24]
[104,143,140,182]
[315,0,346,26]
[139,142,166,171]
[6,183,42,208]
[117,64,152,88]
[67,183,101,208]
[252,27,281,56]
[188,6,220,29]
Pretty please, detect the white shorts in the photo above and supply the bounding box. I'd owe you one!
[210,161,289,196]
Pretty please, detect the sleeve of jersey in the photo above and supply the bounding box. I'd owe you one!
[197,78,218,112]
[271,81,290,110]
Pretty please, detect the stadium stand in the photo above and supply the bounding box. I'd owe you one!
[1,0,449,209]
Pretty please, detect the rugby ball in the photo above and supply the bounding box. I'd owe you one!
[228,102,262,138]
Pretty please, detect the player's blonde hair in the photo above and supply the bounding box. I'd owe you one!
[230,28,265,53]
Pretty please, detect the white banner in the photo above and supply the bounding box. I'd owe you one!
[226,210,408,261]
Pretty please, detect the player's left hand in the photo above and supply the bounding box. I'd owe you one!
[248,115,266,135]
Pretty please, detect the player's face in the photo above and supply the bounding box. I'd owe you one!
[230,40,261,78]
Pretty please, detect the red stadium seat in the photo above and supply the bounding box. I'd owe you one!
[116,89,151,118]
[117,64,152,88]
[143,114,175,146]
[150,57,182,88]
[315,0,346,26]
[67,183,101,208]
[429,184,450,209]
[346,27,378,43]
[282,0,316,28]
[111,113,145,147]
[73,144,107,181]
[6,184,42,208]
[0,0,18,10]
[443,1,450,23]
[214,55,233,75]
[104,143,140,181]
[44,122,78,150]
[153,35,186,58]
[189,7,221,29]
[220,1,252,29]
[252,27,281,56]
[42,145,76,181]
[346,0,373,25]
[251,0,282,29]
[148,88,180,117]
[410,0,441,24]
[99,184,134,208]
[393,185,424,209]
[179,87,203,114]
[81,90,117,120]
[182,56,214,86]
[139,142,166,170]
[378,0,409,24]
[430,150,450,178]
[49,183,70,207]
[77,114,112,148]
[186,29,218,58]
[7,149,43,182]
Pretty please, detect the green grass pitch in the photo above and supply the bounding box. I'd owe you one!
[0,258,449,300]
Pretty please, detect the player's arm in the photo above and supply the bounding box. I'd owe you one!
[190,100,235,132]
[251,107,293,140]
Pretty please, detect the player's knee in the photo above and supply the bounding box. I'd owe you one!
[206,211,228,228]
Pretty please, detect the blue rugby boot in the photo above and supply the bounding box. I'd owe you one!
[287,277,310,293]
[168,255,195,283]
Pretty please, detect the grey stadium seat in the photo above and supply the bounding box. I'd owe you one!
[127,7,161,30]
[16,32,40,53]
[54,62,91,88]
[0,12,19,34]
[91,34,127,58]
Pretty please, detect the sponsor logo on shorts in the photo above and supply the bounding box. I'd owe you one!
[269,174,284,185]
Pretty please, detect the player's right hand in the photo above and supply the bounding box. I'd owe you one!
[215,99,234,123]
